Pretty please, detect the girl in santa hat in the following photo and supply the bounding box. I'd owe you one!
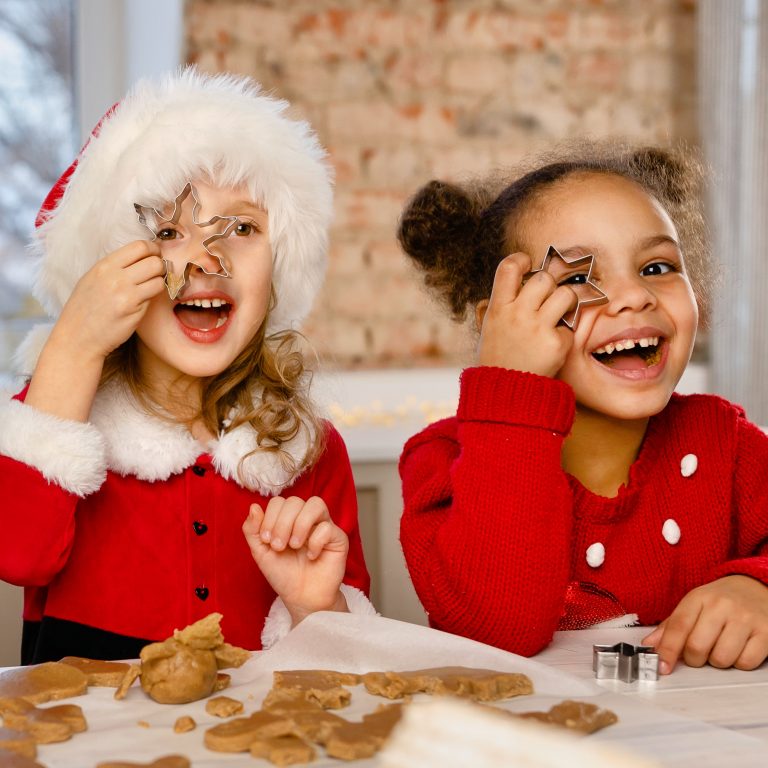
[0,68,372,664]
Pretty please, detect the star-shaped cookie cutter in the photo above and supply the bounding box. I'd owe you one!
[525,245,608,330]
[134,182,237,300]
[592,642,659,682]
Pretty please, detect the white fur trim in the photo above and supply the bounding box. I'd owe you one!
[590,613,640,630]
[212,418,314,497]
[33,67,333,334]
[89,380,201,482]
[88,379,311,493]
[260,585,378,650]
[0,394,106,497]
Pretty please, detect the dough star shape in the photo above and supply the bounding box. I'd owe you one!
[134,182,237,300]
[527,245,608,330]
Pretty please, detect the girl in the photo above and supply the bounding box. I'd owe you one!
[0,68,373,664]
[397,142,768,674]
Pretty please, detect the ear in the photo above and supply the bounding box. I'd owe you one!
[475,299,490,331]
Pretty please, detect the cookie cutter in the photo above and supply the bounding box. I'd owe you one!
[592,642,659,683]
[525,245,608,330]
[135,182,237,299]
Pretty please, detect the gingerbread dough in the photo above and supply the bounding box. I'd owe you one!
[0,663,87,705]
[204,711,295,753]
[172,716,196,733]
[362,667,533,701]
[59,657,130,687]
[264,698,346,745]
[325,703,404,761]
[250,734,316,766]
[266,670,361,710]
[138,613,249,704]
[0,698,86,744]
[205,696,244,718]
[518,700,618,734]
[0,729,36,760]
[96,757,190,768]
[0,747,45,768]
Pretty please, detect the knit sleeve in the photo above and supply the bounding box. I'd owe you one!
[399,366,576,656]
[709,413,768,585]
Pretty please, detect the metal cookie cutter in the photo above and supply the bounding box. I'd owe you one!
[592,642,659,682]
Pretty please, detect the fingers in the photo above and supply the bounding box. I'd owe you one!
[707,620,752,669]
[258,496,333,552]
[110,239,162,268]
[652,599,703,674]
[734,633,768,671]
[306,520,349,560]
[485,253,531,316]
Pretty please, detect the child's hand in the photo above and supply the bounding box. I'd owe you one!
[642,575,768,674]
[477,253,577,377]
[53,240,166,361]
[243,496,349,626]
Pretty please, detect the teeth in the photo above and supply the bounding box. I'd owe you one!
[179,298,230,308]
[594,337,660,355]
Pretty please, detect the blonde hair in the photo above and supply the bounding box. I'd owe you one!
[101,317,325,481]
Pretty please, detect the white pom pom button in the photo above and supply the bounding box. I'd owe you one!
[662,518,681,545]
[680,453,698,477]
[586,542,605,568]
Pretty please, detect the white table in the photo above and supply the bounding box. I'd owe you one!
[536,625,768,760]
[3,615,767,767]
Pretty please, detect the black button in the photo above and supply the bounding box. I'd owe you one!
[195,586,209,601]
[192,465,206,476]
[193,521,208,536]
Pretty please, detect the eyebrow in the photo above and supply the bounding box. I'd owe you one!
[224,200,267,216]
[557,235,681,260]
[637,234,681,251]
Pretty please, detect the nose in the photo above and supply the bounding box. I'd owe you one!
[602,271,656,316]
[185,240,229,277]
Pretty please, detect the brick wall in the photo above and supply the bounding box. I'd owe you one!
[186,0,698,368]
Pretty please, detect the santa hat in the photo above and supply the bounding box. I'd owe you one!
[31,66,333,337]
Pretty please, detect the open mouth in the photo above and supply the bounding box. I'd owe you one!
[173,297,232,332]
[592,336,664,370]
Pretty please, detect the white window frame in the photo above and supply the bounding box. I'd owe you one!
[76,0,183,143]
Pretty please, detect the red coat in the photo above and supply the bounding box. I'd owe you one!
[0,381,369,654]
[399,366,768,657]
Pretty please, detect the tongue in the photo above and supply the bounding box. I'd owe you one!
[176,307,221,331]
[608,353,647,370]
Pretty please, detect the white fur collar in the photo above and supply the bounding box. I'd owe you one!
[91,379,313,496]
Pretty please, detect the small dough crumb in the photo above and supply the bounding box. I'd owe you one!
[205,696,244,718]
[173,716,196,734]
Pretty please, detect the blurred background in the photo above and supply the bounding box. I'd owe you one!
[0,0,766,661]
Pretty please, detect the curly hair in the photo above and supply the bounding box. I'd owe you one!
[397,139,711,324]
[101,317,325,483]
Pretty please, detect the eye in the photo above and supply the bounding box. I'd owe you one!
[560,272,588,285]
[641,262,676,276]
[233,221,257,237]
[156,227,179,241]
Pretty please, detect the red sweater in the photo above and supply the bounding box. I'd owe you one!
[399,366,768,657]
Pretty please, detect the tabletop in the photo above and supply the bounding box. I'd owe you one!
[2,614,767,767]
[539,625,768,748]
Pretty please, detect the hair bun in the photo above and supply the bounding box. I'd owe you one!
[397,180,483,318]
